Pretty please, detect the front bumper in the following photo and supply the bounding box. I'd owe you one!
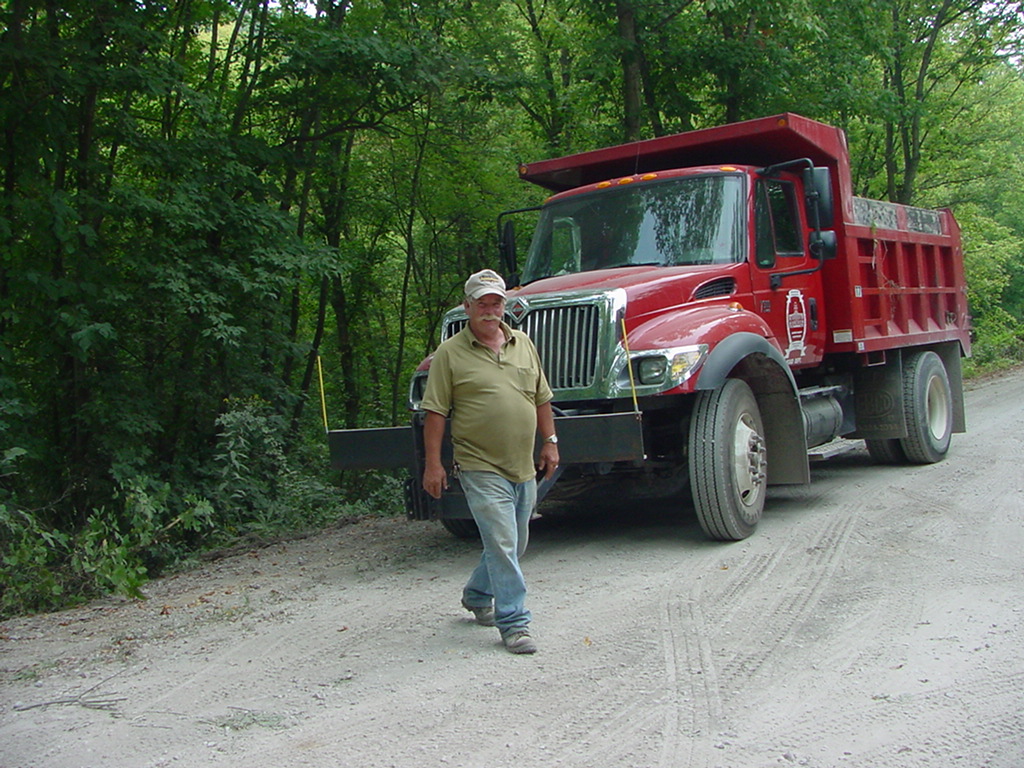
[328,411,647,519]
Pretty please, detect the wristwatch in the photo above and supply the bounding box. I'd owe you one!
[544,434,558,444]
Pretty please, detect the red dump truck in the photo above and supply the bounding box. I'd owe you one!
[329,113,970,541]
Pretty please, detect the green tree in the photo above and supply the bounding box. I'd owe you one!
[835,0,1024,203]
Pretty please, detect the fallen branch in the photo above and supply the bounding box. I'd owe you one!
[13,669,127,712]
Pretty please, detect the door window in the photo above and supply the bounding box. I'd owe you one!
[755,179,803,268]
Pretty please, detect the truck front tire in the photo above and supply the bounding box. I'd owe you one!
[689,378,767,541]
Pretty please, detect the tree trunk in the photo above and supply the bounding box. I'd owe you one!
[616,0,643,142]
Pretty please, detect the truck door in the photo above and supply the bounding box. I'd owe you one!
[750,175,827,368]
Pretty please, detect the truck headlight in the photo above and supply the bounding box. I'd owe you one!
[408,370,429,410]
[629,345,708,389]
[637,357,668,384]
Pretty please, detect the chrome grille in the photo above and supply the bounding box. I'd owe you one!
[520,305,600,389]
[444,304,602,390]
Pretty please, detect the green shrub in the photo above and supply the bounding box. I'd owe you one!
[1,395,403,618]
[0,475,215,618]
[0,504,73,616]
[210,395,349,535]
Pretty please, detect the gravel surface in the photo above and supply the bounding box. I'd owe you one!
[2,368,1022,768]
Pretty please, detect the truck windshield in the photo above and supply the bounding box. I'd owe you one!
[521,173,746,283]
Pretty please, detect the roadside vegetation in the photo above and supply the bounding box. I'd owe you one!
[2,0,1023,618]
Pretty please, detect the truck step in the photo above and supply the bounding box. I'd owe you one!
[808,438,860,462]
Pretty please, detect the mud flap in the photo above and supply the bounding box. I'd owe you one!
[849,358,907,439]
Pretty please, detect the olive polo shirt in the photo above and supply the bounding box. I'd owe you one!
[420,322,553,483]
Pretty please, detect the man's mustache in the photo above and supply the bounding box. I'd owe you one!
[479,314,503,322]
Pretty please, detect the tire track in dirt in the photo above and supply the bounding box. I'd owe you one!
[653,582,720,768]
[520,565,712,766]
[654,545,796,765]
[713,514,858,690]
[455,524,729,768]
[647,511,860,767]
[755,669,1024,766]
[544,695,665,767]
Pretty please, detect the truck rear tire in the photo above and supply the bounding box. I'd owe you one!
[900,350,952,464]
[689,378,767,541]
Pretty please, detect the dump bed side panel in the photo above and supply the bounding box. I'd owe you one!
[823,202,970,355]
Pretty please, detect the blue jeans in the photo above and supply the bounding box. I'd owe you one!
[459,470,536,637]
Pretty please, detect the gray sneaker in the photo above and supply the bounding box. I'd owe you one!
[461,599,495,627]
[503,630,537,655]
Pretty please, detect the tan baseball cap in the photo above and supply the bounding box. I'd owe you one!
[464,269,506,300]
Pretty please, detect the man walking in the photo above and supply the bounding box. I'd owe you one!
[420,269,559,654]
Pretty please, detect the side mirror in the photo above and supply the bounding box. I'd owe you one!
[499,220,517,273]
[802,167,834,230]
[809,229,838,261]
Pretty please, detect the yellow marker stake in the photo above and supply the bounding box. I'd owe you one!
[316,354,329,434]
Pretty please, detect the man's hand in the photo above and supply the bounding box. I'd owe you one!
[422,462,448,500]
[535,402,559,480]
[537,442,560,480]
[422,410,449,499]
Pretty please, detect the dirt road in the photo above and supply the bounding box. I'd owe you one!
[2,369,1023,768]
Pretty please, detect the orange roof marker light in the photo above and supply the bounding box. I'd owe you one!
[617,176,635,185]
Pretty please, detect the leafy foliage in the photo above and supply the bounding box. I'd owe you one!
[957,206,1024,372]
[0,477,214,616]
